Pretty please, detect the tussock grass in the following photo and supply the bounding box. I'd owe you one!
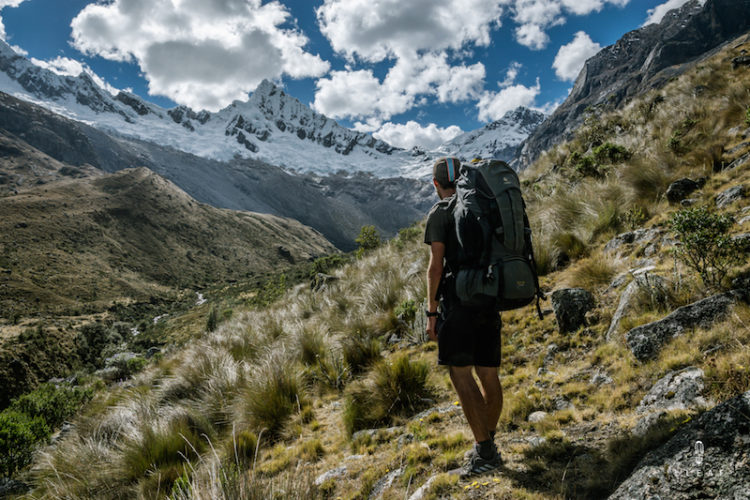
[343,354,433,435]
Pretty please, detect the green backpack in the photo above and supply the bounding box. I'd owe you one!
[452,159,544,317]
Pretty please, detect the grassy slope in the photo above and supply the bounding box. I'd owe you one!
[19,35,750,499]
[0,166,335,320]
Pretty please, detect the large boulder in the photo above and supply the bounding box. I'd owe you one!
[608,390,750,500]
[666,178,701,204]
[626,291,742,361]
[551,288,595,333]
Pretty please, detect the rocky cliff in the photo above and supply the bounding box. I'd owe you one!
[516,0,750,169]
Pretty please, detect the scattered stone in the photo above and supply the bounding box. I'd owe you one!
[732,55,750,68]
[608,390,750,500]
[626,291,743,361]
[590,371,614,386]
[369,466,404,499]
[352,426,403,442]
[739,215,750,225]
[715,185,746,208]
[554,397,573,411]
[608,272,629,290]
[732,233,750,250]
[727,151,750,170]
[314,466,347,486]
[607,273,667,341]
[408,475,439,500]
[604,229,663,255]
[528,411,548,423]
[551,288,595,333]
[527,436,548,447]
[397,433,415,446]
[345,454,367,462]
[412,404,462,421]
[666,178,701,203]
[680,198,698,207]
[637,367,709,414]
[146,347,161,358]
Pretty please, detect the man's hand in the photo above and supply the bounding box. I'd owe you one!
[426,316,438,341]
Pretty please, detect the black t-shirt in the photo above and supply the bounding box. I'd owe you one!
[424,195,458,274]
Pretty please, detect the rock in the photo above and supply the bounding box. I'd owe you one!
[345,454,367,462]
[636,367,709,414]
[314,466,347,486]
[607,273,667,340]
[0,478,28,497]
[369,466,404,499]
[554,397,573,411]
[412,404,462,421]
[527,436,548,447]
[626,291,742,361]
[608,390,750,500]
[551,288,595,333]
[408,475,439,500]
[604,229,663,256]
[732,55,750,68]
[680,198,698,207]
[727,151,750,170]
[715,185,746,208]
[732,233,750,250]
[666,178,700,203]
[528,411,548,423]
[146,346,161,358]
[590,371,614,386]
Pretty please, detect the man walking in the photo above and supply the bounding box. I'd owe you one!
[424,156,503,477]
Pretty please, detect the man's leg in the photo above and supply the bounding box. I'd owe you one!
[449,366,491,443]
[476,366,502,436]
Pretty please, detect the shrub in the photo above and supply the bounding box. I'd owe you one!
[343,355,433,434]
[206,307,219,332]
[622,206,649,230]
[0,410,49,476]
[309,253,350,278]
[669,207,745,290]
[356,225,381,257]
[76,323,124,369]
[297,328,326,366]
[745,106,750,126]
[593,142,631,164]
[10,383,92,429]
[228,430,258,465]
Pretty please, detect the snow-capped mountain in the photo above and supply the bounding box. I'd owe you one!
[0,39,544,177]
[0,40,419,177]
[437,107,545,163]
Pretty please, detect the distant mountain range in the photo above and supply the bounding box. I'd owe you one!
[0,39,542,178]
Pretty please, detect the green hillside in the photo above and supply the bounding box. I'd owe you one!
[6,32,750,500]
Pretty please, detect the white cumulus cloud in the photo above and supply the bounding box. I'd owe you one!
[316,0,504,62]
[552,31,601,81]
[373,121,463,150]
[642,0,701,26]
[70,0,330,111]
[510,0,629,49]
[313,53,485,121]
[477,79,541,122]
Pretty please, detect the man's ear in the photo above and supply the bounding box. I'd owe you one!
[432,178,440,189]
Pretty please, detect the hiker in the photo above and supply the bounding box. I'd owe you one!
[424,156,503,477]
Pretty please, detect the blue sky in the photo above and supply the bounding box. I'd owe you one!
[1,0,688,149]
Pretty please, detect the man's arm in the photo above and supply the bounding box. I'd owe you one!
[426,241,445,341]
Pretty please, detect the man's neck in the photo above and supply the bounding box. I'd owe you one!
[438,188,456,200]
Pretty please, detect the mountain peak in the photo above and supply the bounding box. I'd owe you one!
[253,79,280,98]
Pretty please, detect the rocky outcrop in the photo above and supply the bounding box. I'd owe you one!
[715,184,746,208]
[607,272,667,340]
[551,288,595,333]
[608,390,750,499]
[516,0,750,169]
[666,178,703,203]
[636,367,708,414]
[626,291,743,361]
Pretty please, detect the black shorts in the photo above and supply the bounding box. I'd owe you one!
[436,305,502,367]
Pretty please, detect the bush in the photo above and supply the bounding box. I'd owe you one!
[343,355,433,434]
[0,410,49,476]
[745,107,750,126]
[10,383,92,429]
[342,335,382,375]
[76,323,123,369]
[206,306,219,332]
[356,225,381,257]
[593,142,631,164]
[670,207,745,290]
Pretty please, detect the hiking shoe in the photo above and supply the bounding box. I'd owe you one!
[458,450,502,478]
